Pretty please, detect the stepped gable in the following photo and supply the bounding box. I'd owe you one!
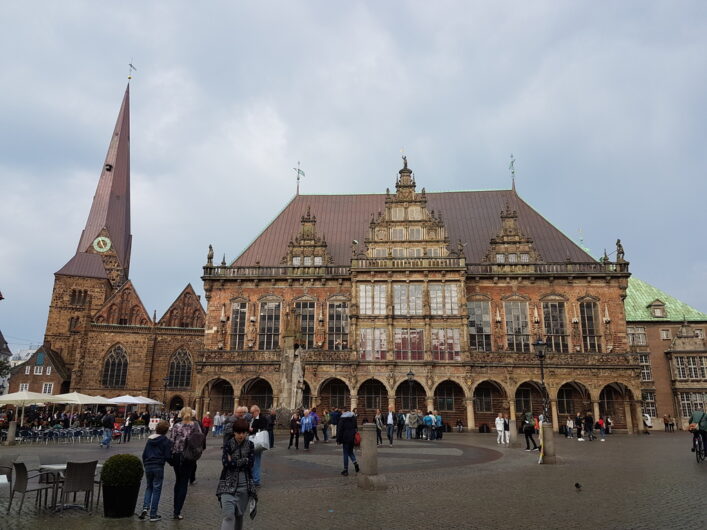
[232,191,592,267]
[57,84,132,283]
[158,284,206,328]
[92,280,151,326]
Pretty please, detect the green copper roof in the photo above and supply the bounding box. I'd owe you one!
[624,277,707,322]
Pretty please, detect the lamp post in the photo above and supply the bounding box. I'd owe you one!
[406,370,415,410]
[533,337,556,464]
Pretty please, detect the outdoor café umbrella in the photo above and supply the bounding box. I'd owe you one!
[44,392,115,406]
[0,390,48,426]
[134,396,162,405]
[109,395,142,405]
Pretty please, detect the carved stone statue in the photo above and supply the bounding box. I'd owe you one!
[207,244,214,266]
[291,351,304,409]
[616,239,625,261]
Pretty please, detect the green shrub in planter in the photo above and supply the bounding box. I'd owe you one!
[101,454,144,518]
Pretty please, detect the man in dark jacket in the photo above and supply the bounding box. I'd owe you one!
[140,420,172,522]
[100,409,115,448]
[336,408,359,476]
[329,407,341,437]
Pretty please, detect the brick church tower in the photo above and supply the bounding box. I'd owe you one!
[44,85,132,369]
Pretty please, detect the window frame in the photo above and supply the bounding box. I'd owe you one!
[258,301,281,350]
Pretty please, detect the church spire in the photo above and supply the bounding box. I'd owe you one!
[57,85,132,284]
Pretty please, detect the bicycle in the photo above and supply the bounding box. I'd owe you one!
[693,431,705,463]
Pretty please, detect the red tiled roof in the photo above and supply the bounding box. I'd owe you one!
[233,190,592,266]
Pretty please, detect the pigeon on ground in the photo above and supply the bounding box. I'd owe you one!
[575,482,582,492]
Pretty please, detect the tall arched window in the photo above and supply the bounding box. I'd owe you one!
[167,349,192,389]
[102,345,128,388]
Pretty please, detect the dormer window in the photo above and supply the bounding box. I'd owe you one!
[520,253,530,263]
[507,254,517,264]
[374,248,387,257]
[303,256,313,266]
[392,207,405,221]
[314,256,323,266]
[292,257,301,266]
[408,227,422,240]
[495,253,505,263]
[391,228,405,241]
[652,307,664,317]
[408,207,422,220]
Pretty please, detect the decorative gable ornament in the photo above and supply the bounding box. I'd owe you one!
[483,202,543,266]
[281,206,333,267]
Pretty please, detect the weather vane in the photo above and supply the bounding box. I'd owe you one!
[293,161,305,195]
[128,60,137,81]
[509,153,516,191]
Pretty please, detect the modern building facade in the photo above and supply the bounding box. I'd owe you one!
[10,86,647,432]
[625,277,707,429]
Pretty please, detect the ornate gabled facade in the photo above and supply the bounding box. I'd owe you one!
[201,157,641,433]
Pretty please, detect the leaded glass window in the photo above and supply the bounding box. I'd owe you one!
[394,328,424,361]
[328,302,349,350]
[468,301,492,352]
[429,284,458,315]
[359,284,387,315]
[431,328,461,361]
[258,301,281,350]
[393,284,422,315]
[542,302,568,353]
[580,301,601,352]
[295,301,316,349]
[360,328,387,360]
[231,302,247,350]
[167,349,192,389]
[504,301,530,352]
[639,354,653,381]
[102,345,128,388]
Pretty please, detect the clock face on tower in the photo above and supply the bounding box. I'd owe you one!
[92,236,112,253]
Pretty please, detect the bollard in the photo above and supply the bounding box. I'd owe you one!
[5,420,17,446]
[540,421,556,464]
[357,423,387,490]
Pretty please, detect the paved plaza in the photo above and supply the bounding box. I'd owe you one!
[0,430,704,529]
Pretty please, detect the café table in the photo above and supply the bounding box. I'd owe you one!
[39,463,102,509]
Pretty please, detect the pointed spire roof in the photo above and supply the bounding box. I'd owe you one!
[58,85,132,278]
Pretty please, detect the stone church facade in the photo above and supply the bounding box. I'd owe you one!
[14,86,645,433]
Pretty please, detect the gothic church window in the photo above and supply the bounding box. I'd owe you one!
[328,302,349,350]
[504,301,530,352]
[258,301,281,350]
[579,301,601,352]
[231,302,247,350]
[102,345,128,388]
[167,349,192,389]
[468,301,492,352]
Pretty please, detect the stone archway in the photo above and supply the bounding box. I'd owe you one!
[356,379,388,422]
[599,382,635,430]
[395,380,426,412]
[514,381,544,419]
[319,378,351,411]
[205,379,235,414]
[556,381,591,419]
[169,395,184,412]
[240,378,274,410]
[474,380,508,429]
[434,380,466,428]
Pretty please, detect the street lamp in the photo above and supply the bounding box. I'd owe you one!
[533,337,550,424]
[406,370,415,410]
[162,376,170,416]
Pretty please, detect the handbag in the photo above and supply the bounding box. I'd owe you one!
[249,430,270,452]
[354,431,361,446]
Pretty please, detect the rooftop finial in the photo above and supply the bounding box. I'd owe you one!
[293,161,305,195]
[402,154,408,170]
[128,59,137,82]
[509,153,516,192]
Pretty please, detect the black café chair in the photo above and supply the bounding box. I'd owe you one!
[57,461,97,512]
[6,462,56,514]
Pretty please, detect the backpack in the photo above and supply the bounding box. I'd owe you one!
[183,424,205,462]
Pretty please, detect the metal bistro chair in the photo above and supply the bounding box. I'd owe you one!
[57,461,97,512]
[6,462,56,514]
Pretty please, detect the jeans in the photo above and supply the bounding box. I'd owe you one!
[600,427,606,438]
[322,425,329,442]
[143,467,164,517]
[376,428,382,445]
[396,424,404,439]
[386,424,394,444]
[342,442,357,471]
[425,426,434,440]
[220,493,244,530]
[268,429,274,448]
[288,431,299,449]
[172,455,195,516]
[252,451,262,485]
[303,430,314,449]
[313,425,320,441]
[101,427,112,447]
[405,426,413,439]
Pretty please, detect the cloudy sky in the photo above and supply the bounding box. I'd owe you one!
[1,1,706,352]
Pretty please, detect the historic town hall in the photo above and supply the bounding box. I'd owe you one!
[9,86,647,433]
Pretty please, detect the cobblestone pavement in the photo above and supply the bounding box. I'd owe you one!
[0,430,704,529]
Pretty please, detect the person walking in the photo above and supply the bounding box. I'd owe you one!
[310,407,320,442]
[321,409,330,443]
[566,416,574,439]
[217,418,256,530]
[139,420,172,522]
[249,405,267,487]
[405,410,416,439]
[663,414,670,432]
[288,412,300,449]
[642,413,653,434]
[584,411,596,441]
[214,411,223,436]
[575,412,584,441]
[386,406,396,446]
[495,413,505,445]
[522,411,539,451]
[169,407,202,520]
[329,407,341,438]
[300,409,315,451]
[336,408,359,476]
[668,415,675,432]
[266,408,276,448]
[100,408,115,449]
[123,411,138,443]
[598,416,606,441]
[502,413,510,445]
[374,409,384,445]
[202,412,213,438]
[396,411,405,439]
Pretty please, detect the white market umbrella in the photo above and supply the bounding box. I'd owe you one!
[0,390,48,426]
[135,396,162,405]
[44,392,114,405]
[109,395,142,405]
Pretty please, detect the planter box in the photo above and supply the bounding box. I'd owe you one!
[102,484,140,518]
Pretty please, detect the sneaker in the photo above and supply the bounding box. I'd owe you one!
[578,438,585,441]
[600,439,605,442]
[173,515,183,520]
[139,509,148,520]
[525,449,531,451]
[354,462,360,473]
[341,470,348,476]
[149,515,162,522]
[532,448,539,451]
